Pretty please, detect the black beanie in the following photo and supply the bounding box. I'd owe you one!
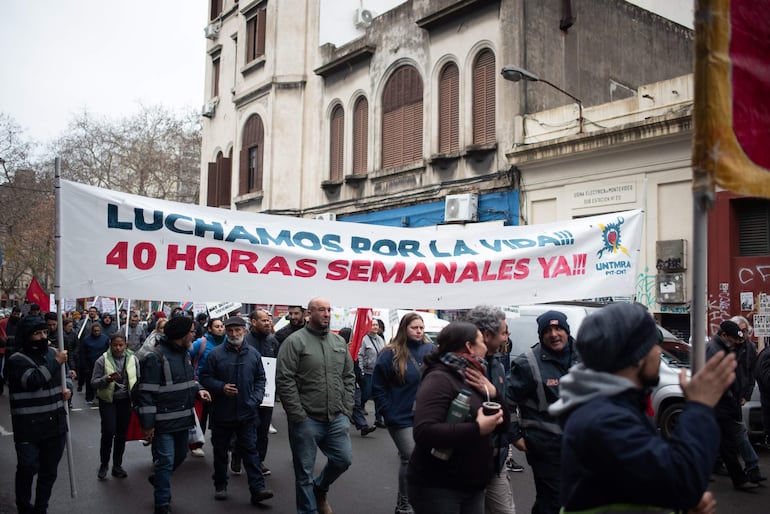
[537,310,570,340]
[165,316,193,340]
[576,303,658,373]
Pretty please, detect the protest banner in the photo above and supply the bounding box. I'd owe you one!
[59,180,643,309]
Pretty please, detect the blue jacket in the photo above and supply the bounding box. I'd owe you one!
[245,329,280,358]
[189,331,226,379]
[81,333,110,368]
[486,352,511,473]
[372,339,435,428]
[199,341,266,424]
[559,387,717,511]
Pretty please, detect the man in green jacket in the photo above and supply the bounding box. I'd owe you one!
[277,297,355,514]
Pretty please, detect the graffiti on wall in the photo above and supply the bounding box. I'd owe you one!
[635,267,656,309]
[738,265,770,286]
[707,282,732,336]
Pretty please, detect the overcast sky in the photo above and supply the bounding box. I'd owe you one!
[1,0,207,144]
[1,0,691,146]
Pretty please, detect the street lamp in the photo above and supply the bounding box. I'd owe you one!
[501,65,584,133]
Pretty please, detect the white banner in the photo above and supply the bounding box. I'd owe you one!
[261,357,276,408]
[59,180,644,309]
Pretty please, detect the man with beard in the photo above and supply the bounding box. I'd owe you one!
[551,303,737,513]
[200,316,273,505]
[136,315,211,514]
[275,305,306,344]
[507,310,578,514]
[6,315,73,513]
[277,297,355,514]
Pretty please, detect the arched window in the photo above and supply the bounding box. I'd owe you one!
[206,150,231,207]
[438,62,459,153]
[240,114,264,194]
[329,105,345,181]
[381,65,423,169]
[352,96,369,175]
[472,49,496,145]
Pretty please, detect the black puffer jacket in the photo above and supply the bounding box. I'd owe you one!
[136,336,199,434]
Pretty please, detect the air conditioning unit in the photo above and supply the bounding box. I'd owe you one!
[355,8,374,28]
[201,100,217,118]
[314,213,337,222]
[444,193,478,223]
[204,23,221,40]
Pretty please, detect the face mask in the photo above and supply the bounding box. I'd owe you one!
[27,339,48,352]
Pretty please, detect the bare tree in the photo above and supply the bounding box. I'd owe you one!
[0,106,201,302]
[52,104,201,203]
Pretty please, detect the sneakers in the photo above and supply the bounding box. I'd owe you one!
[734,479,760,491]
[374,420,387,429]
[191,447,205,457]
[261,463,271,476]
[251,489,274,504]
[360,425,377,437]
[98,464,108,480]
[268,424,278,434]
[314,484,333,514]
[747,468,767,483]
[230,453,242,475]
[153,505,170,514]
[395,493,415,514]
[112,465,128,478]
[215,487,228,500]
[506,457,524,472]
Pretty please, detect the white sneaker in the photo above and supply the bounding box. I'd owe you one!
[191,447,205,457]
[268,424,278,434]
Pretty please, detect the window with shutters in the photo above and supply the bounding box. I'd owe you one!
[210,0,223,21]
[381,65,424,169]
[438,62,460,153]
[736,198,770,256]
[352,96,369,175]
[329,105,345,182]
[472,49,496,145]
[246,6,267,64]
[206,151,232,207]
[240,115,264,194]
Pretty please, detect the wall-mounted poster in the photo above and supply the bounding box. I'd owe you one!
[741,292,754,312]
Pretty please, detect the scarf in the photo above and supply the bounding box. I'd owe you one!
[439,351,487,379]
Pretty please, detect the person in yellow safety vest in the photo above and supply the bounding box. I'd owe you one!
[92,333,139,480]
[550,303,737,514]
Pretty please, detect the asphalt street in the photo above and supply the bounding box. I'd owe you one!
[1,391,769,513]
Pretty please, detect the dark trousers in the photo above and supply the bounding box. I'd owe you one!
[717,416,749,485]
[524,433,562,514]
[15,434,67,514]
[80,365,95,401]
[98,397,132,466]
[760,390,770,440]
[256,406,273,463]
[211,419,265,494]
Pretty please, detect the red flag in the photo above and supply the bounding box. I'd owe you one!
[349,308,373,360]
[25,277,49,311]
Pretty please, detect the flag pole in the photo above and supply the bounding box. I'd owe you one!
[54,158,77,497]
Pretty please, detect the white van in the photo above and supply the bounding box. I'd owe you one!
[503,302,689,437]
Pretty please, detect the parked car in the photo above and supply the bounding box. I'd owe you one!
[504,302,690,437]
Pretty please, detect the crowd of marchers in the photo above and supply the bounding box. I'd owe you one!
[1,298,769,514]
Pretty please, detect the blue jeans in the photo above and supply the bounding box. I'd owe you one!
[738,420,759,471]
[151,430,189,507]
[211,419,265,493]
[387,426,414,500]
[15,434,66,513]
[288,414,353,514]
[408,482,485,514]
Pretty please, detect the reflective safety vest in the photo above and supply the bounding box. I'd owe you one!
[95,349,138,403]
